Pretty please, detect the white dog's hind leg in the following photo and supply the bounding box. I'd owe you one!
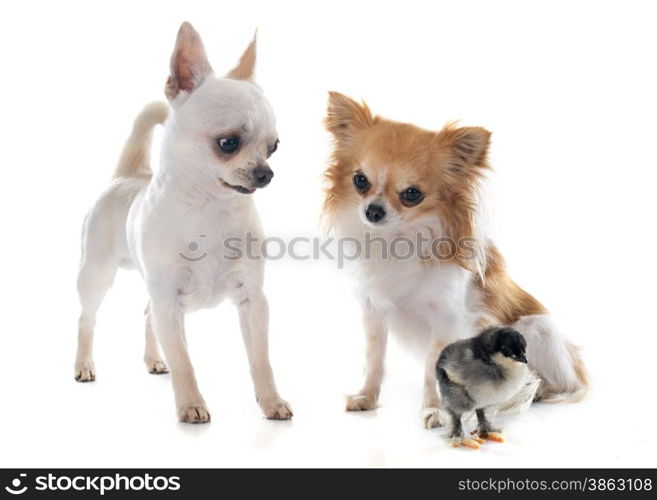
[143,304,168,374]
[237,289,292,420]
[346,301,388,411]
[75,258,117,382]
[150,301,210,423]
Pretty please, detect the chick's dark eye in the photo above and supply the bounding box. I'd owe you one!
[218,136,240,154]
[353,173,370,191]
[400,187,423,206]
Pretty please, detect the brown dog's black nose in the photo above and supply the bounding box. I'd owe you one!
[365,203,386,223]
[252,165,274,187]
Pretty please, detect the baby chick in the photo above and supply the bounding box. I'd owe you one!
[437,326,529,449]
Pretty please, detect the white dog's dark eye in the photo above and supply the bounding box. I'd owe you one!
[268,140,279,157]
[218,136,240,154]
[400,187,423,206]
[353,172,370,192]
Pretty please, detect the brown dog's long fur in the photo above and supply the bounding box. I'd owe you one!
[323,91,588,404]
[476,245,547,326]
[324,92,549,326]
[324,93,493,272]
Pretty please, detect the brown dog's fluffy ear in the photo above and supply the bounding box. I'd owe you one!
[435,125,491,276]
[226,32,257,80]
[165,22,214,100]
[325,92,373,142]
[441,125,492,170]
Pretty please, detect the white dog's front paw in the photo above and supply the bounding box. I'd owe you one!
[422,407,444,429]
[346,394,377,411]
[144,356,169,374]
[178,404,211,424]
[260,398,293,420]
[74,361,96,382]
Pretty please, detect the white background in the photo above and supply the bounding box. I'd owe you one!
[1,0,656,468]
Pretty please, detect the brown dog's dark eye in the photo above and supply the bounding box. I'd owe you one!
[217,136,240,154]
[400,187,423,206]
[353,172,370,192]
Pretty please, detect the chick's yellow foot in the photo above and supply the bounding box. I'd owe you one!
[472,428,504,442]
[480,431,504,443]
[451,437,481,449]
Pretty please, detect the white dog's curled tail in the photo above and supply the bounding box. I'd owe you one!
[114,101,169,178]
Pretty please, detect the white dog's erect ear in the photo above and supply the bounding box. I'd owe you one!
[226,32,257,80]
[165,22,214,100]
[325,92,373,142]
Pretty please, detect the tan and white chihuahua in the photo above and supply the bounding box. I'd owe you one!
[74,23,292,423]
[323,92,588,428]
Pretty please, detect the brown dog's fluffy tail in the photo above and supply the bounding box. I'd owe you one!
[477,244,590,406]
[114,102,169,178]
[535,342,589,404]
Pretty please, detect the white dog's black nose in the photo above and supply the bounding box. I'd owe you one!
[252,165,274,187]
[365,204,386,223]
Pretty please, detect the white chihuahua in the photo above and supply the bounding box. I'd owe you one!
[74,22,292,423]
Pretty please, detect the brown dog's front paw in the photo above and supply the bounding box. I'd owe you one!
[346,394,377,411]
[422,407,444,429]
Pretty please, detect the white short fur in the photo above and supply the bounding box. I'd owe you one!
[74,23,291,423]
